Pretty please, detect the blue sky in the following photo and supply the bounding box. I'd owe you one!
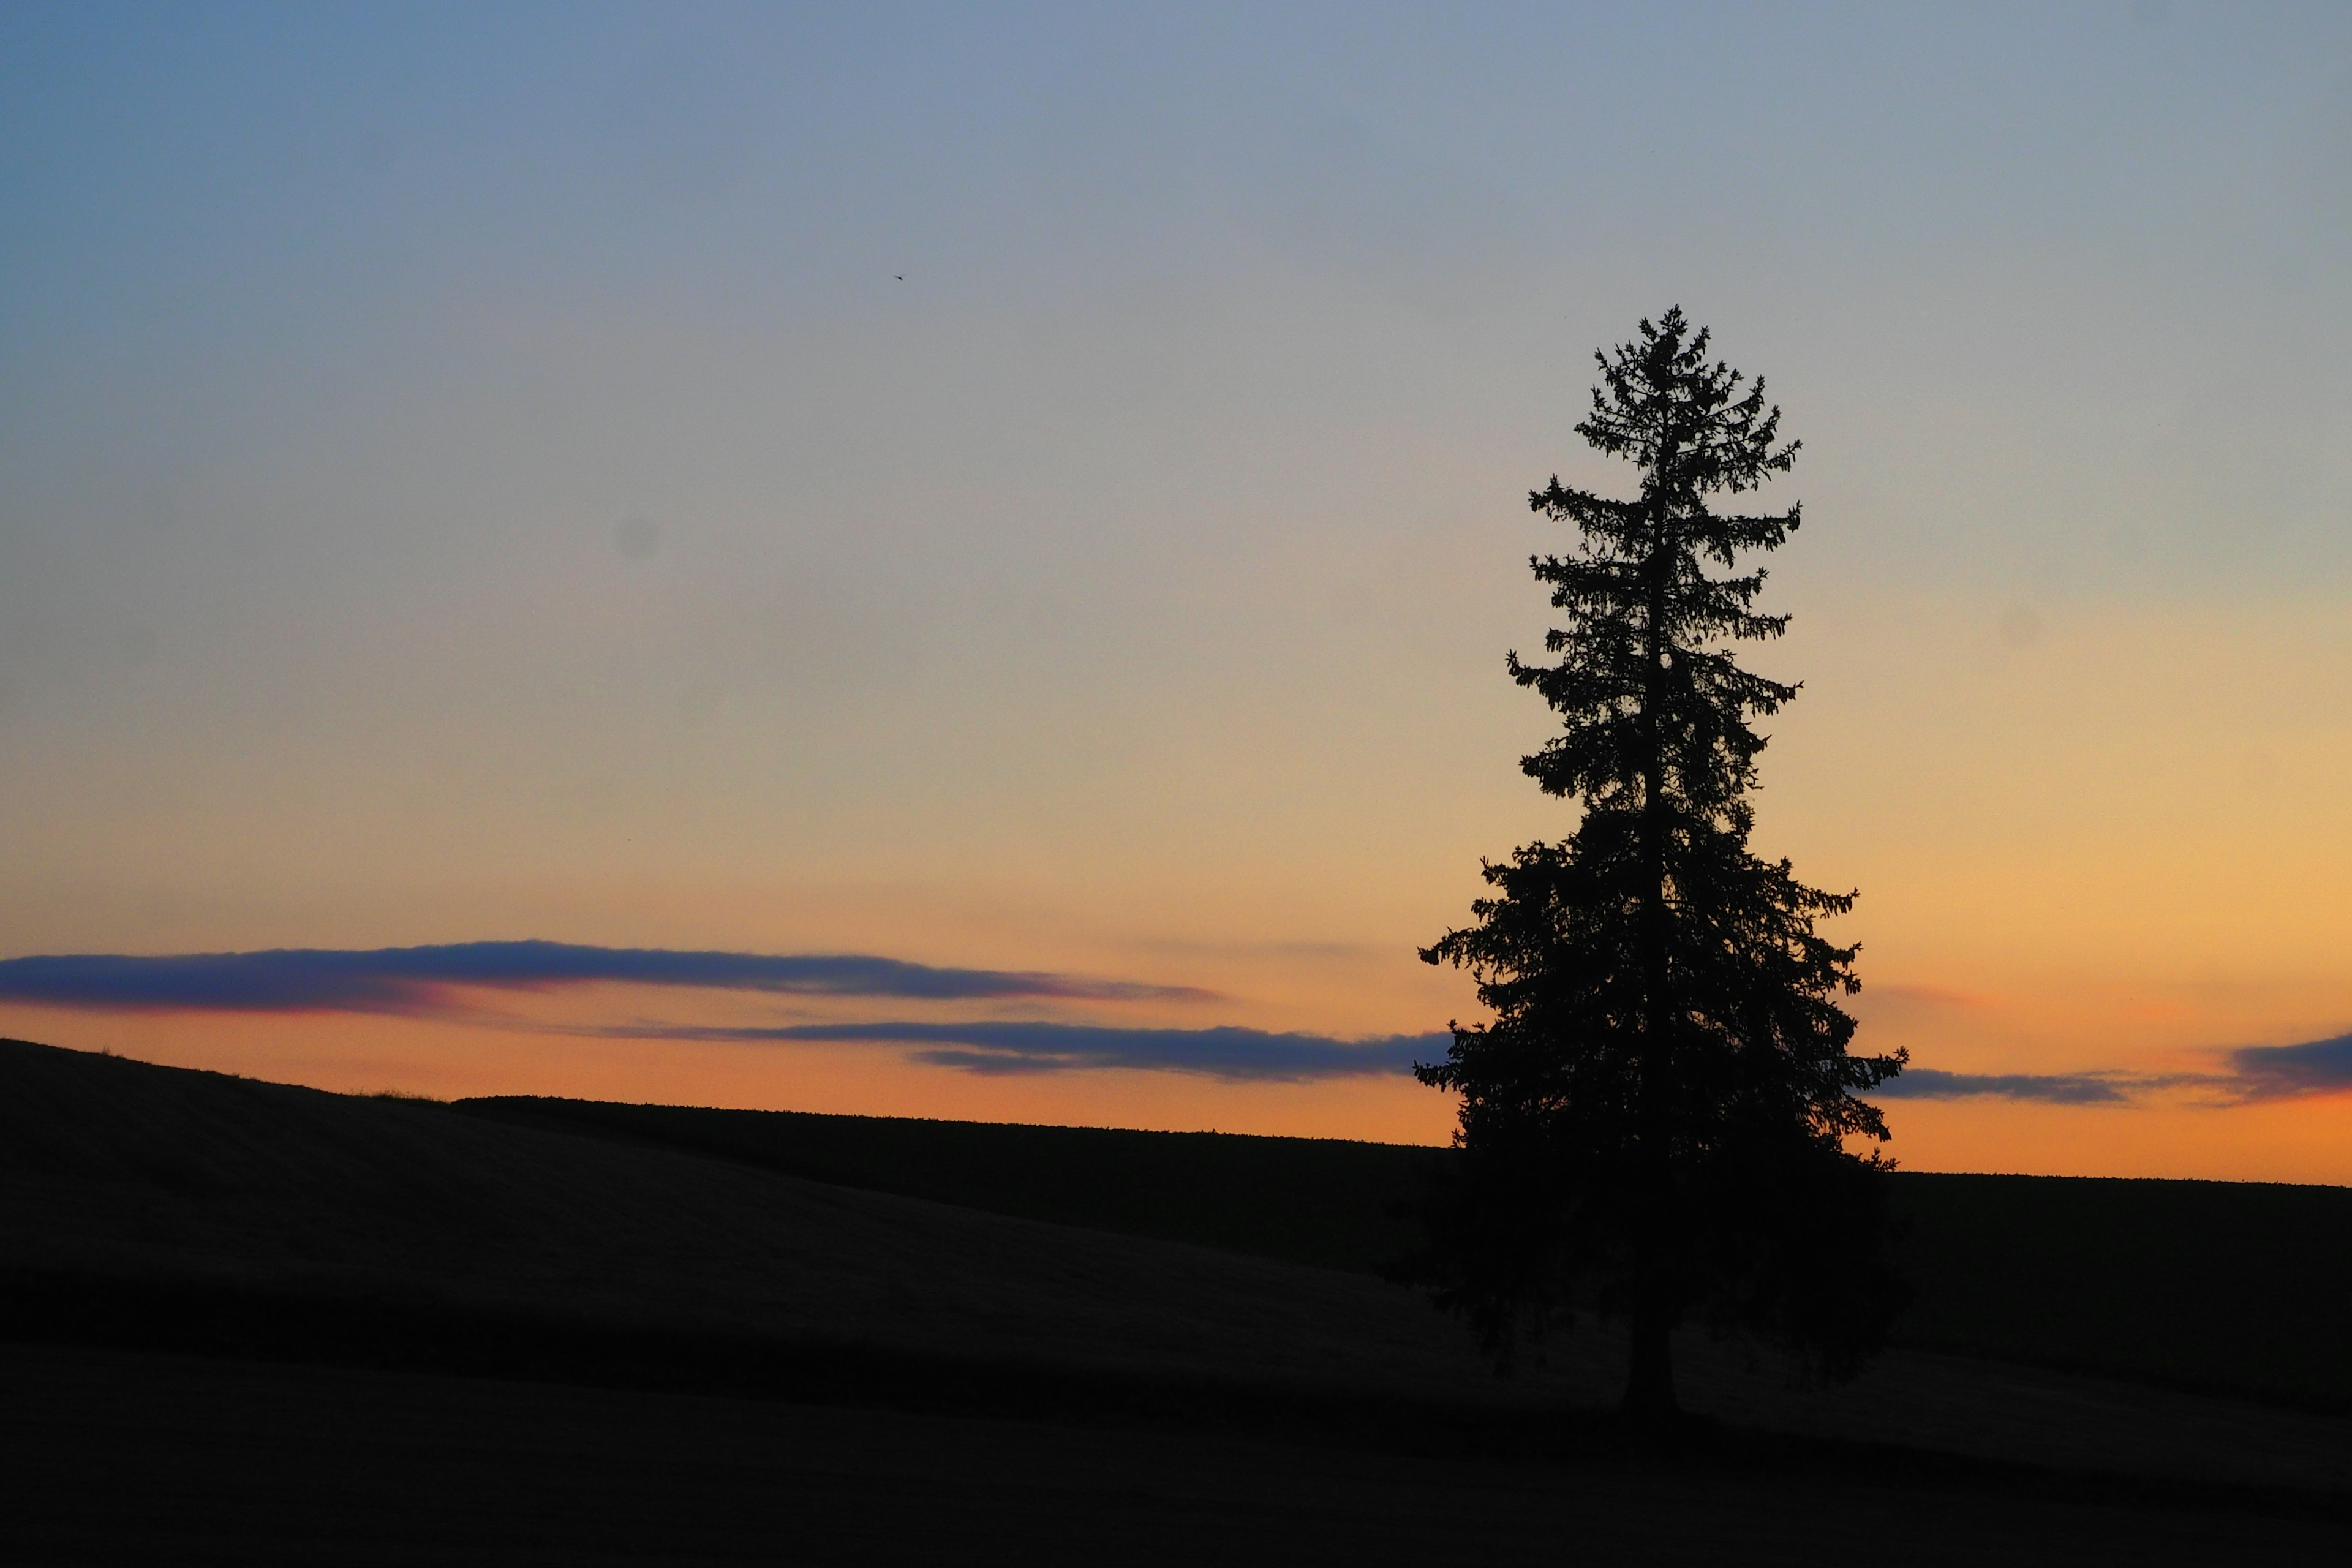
[2,3,2348,1170]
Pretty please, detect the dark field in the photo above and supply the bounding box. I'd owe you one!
[462,1091,2352,1410]
[7,1038,2352,1563]
[454,1093,1447,1273]
[11,1341,2345,1567]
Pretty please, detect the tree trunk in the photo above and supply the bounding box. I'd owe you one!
[1624,461,1681,1429]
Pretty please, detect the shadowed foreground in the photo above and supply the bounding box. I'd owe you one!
[4,1039,2350,1562]
[7,1343,2345,1567]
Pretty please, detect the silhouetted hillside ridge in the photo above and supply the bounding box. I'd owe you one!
[8,1038,2352,1498]
[455,1092,2352,1412]
[0,1039,1525,1409]
[453,1093,1441,1274]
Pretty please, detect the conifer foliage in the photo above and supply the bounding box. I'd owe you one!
[1415,309,1905,1419]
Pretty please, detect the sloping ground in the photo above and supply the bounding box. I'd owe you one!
[454,1093,1441,1273]
[460,1091,2352,1409]
[1891,1172,2352,1408]
[0,1039,1513,1406]
[6,1038,2351,1499]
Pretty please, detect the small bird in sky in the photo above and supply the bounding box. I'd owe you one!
[894,274,905,281]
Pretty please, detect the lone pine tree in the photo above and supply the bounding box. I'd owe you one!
[1415,308,1905,1420]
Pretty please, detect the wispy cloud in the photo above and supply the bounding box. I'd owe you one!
[1875,1032,2352,1107]
[587,1018,1449,1082]
[14,941,2343,1106]
[2223,1033,2352,1100]
[1873,1068,2155,1105]
[0,941,1210,1016]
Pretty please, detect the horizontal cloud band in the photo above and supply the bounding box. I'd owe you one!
[1872,1068,2143,1105]
[1872,1034,2352,1106]
[582,1025,2352,1095]
[2226,1033,2352,1099]
[595,1019,1450,1082]
[0,941,1207,1014]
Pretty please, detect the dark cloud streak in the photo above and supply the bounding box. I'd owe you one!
[593,1019,1448,1082]
[17,940,2348,1104]
[2224,1033,2352,1099]
[0,941,1209,1015]
[1872,1038,2352,1107]
[1872,1068,2146,1105]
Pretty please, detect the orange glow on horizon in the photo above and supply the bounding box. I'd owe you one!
[9,988,2350,1184]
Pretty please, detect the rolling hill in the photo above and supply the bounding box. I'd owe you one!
[455,1088,2352,1411]
[7,1036,2351,1524]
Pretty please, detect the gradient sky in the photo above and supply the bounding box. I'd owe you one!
[3,2,2348,1178]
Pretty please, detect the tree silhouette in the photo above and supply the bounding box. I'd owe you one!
[1415,308,1905,1421]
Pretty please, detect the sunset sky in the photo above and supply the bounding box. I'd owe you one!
[3,3,2348,1180]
